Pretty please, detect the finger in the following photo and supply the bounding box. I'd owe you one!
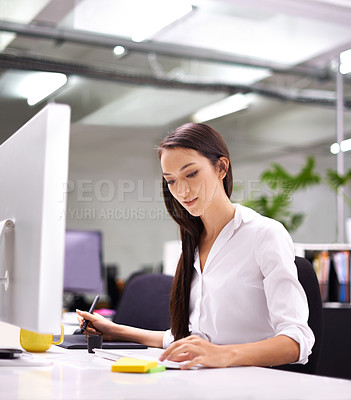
[164,344,197,361]
[85,329,99,337]
[169,352,193,363]
[84,326,98,335]
[86,320,97,329]
[160,337,195,360]
[76,309,94,320]
[181,356,202,370]
[159,343,179,361]
[160,342,187,361]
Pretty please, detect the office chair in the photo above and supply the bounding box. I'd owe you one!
[273,256,324,375]
[113,273,173,331]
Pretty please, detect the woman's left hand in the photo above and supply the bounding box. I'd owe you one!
[159,335,233,369]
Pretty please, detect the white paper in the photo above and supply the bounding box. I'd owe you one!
[93,348,183,369]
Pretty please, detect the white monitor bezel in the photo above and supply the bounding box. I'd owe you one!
[0,104,70,333]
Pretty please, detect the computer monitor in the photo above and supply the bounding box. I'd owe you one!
[63,230,104,294]
[0,104,70,334]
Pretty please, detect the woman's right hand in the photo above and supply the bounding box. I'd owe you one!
[76,309,119,341]
[76,309,165,348]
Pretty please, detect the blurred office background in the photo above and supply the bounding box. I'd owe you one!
[1,0,351,278]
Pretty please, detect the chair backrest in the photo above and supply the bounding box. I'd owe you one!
[273,256,324,374]
[113,273,173,331]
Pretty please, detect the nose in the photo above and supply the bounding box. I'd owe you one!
[177,180,190,198]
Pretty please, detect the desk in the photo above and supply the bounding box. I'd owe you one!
[1,322,351,400]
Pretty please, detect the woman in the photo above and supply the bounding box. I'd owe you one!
[77,123,314,369]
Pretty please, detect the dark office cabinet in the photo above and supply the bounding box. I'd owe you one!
[317,304,351,380]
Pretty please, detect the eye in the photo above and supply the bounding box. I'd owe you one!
[187,170,198,178]
[166,179,175,186]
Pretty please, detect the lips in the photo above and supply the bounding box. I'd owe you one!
[183,198,198,207]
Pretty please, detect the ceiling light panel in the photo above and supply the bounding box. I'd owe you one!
[62,0,193,42]
[0,0,51,51]
[340,49,351,74]
[330,139,351,154]
[192,93,250,123]
[7,71,68,105]
[155,6,351,66]
[26,72,68,105]
[184,61,271,85]
[78,87,226,127]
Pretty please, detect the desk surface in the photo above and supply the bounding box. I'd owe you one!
[1,322,351,400]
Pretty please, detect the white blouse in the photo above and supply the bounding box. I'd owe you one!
[163,204,315,365]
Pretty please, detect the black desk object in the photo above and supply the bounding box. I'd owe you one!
[317,304,351,380]
[54,334,147,350]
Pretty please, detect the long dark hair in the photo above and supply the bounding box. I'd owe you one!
[157,123,233,340]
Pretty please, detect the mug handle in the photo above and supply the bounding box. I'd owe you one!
[52,324,64,345]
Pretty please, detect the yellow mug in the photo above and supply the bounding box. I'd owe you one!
[20,324,64,352]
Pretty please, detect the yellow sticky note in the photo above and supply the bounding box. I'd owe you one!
[111,357,158,373]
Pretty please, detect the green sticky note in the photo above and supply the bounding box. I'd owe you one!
[146,365,166,373]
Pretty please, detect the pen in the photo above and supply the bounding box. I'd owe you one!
[80,295,100,333]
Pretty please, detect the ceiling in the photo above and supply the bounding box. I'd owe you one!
[1,0,351,163]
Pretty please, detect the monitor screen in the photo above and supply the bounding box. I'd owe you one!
[64,230,104,294]
[0,104,70,334]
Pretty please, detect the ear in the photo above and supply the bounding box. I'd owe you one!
[217,157,229,180]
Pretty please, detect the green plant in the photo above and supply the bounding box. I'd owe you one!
[325,168,351,209]
[242,157,321,232]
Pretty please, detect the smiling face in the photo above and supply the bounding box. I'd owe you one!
[160,148,227,218]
